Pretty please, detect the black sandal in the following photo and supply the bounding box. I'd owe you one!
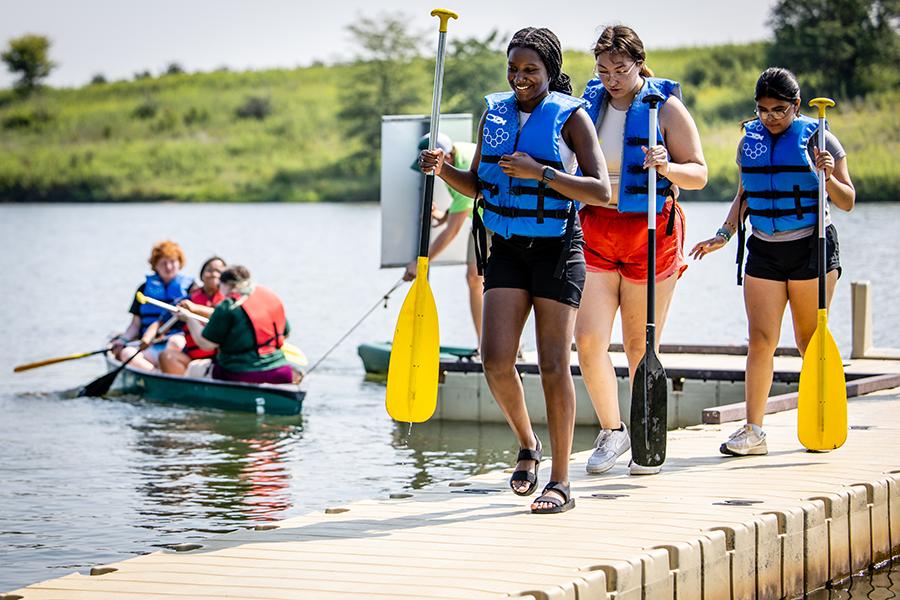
[531,481,575,514]
[509,435,541,496]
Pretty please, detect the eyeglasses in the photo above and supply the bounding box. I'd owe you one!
[754,105,794,121]
[594,61,638,82]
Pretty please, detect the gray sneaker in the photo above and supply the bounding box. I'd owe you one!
[720,424,768,456]
[585,424,630,474]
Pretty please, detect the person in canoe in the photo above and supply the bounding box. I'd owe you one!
[111,240,196,371]
[180,265,294,384]
[405,132,484,351]
[158,256,227,376]
[417,27,611,513]
[689,67,855,456]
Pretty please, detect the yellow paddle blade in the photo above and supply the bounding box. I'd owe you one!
[798,309,847,451]
[282,342,308,367]
[386,258,440,423]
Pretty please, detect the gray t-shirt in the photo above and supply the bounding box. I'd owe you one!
[736,129,846,242]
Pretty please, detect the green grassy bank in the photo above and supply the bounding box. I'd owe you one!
[0,42,896,202]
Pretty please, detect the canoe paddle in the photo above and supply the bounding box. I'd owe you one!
[385,8,457,424]
[79,315,179,397]
[15,348,113,373]
[629,93,668,469]
[798,97,847,452]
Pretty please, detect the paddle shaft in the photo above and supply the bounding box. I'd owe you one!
[138,294,209,324]
[816,114,827,310]
[418,17,451,258]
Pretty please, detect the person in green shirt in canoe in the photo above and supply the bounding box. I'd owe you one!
[181,265,294,384]
[406,132,484,350]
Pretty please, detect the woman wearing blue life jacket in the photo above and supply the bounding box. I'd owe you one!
[690,67,855,455]
[111,240,196,371]
[418,27,611,514]
[575,26,707,476]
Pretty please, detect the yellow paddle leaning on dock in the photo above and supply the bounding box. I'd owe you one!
[797,97,847,451]
[385,8,457,423]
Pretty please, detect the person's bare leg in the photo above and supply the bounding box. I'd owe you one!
[116,346,155,372]
[159,349,190,375]
[574,271,622,427]
[530,297,577,511]
[787,270,839,356]
[743,275,789,426]
[466,261,484,350]
[480,288,535,494]
[618,273,679,381]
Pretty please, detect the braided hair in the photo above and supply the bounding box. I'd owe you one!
[507,27,572,95]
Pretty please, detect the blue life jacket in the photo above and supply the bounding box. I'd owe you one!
[740,115,821,235]
[581,77,681,214]
[477,91,585,239]
[139,272,194,334]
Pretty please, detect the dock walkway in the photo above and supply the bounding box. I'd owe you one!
[7,388,900,600]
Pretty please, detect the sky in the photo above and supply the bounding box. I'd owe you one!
[1,0,779,88]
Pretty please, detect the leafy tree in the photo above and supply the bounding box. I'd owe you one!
[443,30,507,127]
[1,34,55,95]
[165,62,185,76]
[337,13,423,173]
[767,0,899,98]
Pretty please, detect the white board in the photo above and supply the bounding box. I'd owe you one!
[380,114,474,268]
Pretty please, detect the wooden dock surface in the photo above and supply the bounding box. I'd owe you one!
[7,388,900,600]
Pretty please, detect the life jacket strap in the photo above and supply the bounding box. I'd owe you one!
[481,197,571,220]
[741,165,813,174]
[743,189,817,200]
[553,203,577,279]
[736,191,747,286]
[744,204,817,218]
[480,154,565,170]
[472,196,488,277]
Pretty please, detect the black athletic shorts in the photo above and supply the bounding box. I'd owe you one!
[483,230,586,308]
[745,224,841,282]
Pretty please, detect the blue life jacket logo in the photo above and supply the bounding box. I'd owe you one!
[583,85,600,110]
[743,121,768,160]
[483,103,511,149]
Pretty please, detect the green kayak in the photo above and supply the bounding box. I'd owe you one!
[105,354,305,415]
[357,341,477,376]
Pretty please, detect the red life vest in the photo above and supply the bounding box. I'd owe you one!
[234,285,287,356]
[183,288,225,359]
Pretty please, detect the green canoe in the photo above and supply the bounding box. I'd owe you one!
[105,354,305,415]
[357,341,477,376]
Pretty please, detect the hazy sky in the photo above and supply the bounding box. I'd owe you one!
[1,0,778,88]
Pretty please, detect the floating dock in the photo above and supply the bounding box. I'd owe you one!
[7,386,900,599]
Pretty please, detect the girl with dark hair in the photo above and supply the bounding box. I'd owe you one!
[417,27,611,513]
[690,67,855,455]
[575,25,707,476]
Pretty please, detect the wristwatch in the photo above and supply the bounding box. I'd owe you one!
[541,166,556,185]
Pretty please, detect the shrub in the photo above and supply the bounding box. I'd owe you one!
[165,62,185,76]
[132,99,158,119]
[235,95,272,120]
[182,106,209,125]
[2,108,52,130]
[89,73,107,85]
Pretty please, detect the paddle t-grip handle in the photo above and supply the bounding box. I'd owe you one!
[430,9,458,32]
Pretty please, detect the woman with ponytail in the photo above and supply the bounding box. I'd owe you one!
[575,25,707,476]
[690,68,855,456]
[417,27,611,513]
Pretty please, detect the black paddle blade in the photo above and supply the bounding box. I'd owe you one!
[79,365,123,397]
[629,350,668,467]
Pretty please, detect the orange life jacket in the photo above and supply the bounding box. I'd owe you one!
[183,288,225,359]
[235,285,287,356]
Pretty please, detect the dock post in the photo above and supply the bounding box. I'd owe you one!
[850,281,872,359]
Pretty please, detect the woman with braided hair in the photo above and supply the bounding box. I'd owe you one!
[417,27,611,513]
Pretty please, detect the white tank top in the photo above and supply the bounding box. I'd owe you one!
[519,111,577,174]
[596,105,627,206]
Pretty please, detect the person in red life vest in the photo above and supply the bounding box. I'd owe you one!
[111,240,196,371]
[158,256,227,375]
[180,265,294,384]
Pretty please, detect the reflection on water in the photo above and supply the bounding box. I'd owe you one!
[809,558,900,599]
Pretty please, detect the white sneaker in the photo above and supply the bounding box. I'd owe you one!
[585,424,631,475]
[720,424,768,456]
[628,460,661,475]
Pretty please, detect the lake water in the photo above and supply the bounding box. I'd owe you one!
[1,202,898,591]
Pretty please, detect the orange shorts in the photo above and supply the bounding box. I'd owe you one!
[580,198,687,284]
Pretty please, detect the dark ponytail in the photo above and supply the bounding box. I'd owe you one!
[507,27,572,95]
